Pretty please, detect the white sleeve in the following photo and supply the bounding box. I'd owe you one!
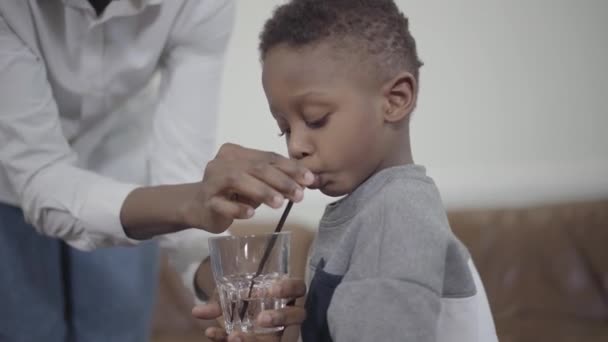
[150,0,235,297]
[0,12,140,251]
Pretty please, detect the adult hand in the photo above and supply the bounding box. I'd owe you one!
[192,278,307,342]
[121,143,314,239]
[178,143,315,233]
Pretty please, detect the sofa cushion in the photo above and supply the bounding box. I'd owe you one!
[449,200,608,342]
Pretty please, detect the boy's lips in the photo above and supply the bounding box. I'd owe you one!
[307,173,323,189]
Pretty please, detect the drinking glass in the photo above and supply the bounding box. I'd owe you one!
[208,232,291,335]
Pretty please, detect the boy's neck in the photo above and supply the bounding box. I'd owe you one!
[343,138,414,199]
[376,127,414,172]
[379,142,414,170]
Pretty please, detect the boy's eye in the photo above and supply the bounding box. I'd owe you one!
[278,128,291,137]
[305,114,329,129]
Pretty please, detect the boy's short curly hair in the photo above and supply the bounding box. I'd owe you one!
[259,0,423,81]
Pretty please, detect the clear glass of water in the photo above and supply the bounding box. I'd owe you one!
[208,232,291,335]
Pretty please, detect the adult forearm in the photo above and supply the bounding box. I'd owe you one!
[120,183,198,239]
[120,143,315,240]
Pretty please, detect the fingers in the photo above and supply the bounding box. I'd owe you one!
[205,327,228,341]
[223,172,290,209]
[257,306,307,328]
[247,161,307,203]
[258,150,315,187]
[231,194,261,209]
[217,144,312,185]
[209,196,255,220]
[192,302,222,320]
[208,328,281,342]
[195,303,228,342]
[257,279,307,329]
[270,278,307,299]
[213,144,314,203]
[195,144,315,232]
[226,331,282,342]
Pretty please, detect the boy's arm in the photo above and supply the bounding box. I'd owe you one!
[326,183,452,341]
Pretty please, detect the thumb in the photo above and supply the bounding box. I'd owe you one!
[192,302,222,320]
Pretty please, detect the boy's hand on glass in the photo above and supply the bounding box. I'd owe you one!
[179,143,314,233]
[192,278,307,342]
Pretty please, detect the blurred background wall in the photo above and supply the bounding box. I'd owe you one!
[213,0,608,227]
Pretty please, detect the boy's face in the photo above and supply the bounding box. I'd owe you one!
[262,43,390,197]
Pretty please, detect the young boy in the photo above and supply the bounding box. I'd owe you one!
[258,0,498,341]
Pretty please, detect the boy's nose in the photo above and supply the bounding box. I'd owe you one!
[291,150,311,160]
[288,131,313,160]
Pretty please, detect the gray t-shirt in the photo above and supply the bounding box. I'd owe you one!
[301,165,497,342]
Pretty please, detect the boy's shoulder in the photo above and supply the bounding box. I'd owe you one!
[318,168,459,294]
[360,166,448,229]
[317,165,453,269]
[320,165,451,245]
[349,167,453,259]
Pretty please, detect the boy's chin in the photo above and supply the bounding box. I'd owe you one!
[318,182,351,197]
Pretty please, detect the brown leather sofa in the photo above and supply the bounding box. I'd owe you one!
[152,199,608,342]
[450,199,608,342]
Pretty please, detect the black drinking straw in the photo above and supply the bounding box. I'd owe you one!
[238,200,294,321]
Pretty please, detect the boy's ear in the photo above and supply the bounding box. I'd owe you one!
[381,72,417,123]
